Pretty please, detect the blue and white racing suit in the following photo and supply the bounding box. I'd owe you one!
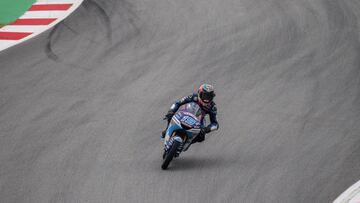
[167,93,219,142]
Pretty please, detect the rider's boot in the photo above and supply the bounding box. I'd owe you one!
[183,142,192,151]
[183,135,202,151]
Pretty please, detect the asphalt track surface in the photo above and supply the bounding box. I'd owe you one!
[1,0,360,202]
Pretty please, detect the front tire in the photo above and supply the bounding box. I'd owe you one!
[161,140,180,170]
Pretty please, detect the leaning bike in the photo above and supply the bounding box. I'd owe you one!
[161,102,204,170]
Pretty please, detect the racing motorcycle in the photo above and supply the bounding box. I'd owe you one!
[161,102,204,170]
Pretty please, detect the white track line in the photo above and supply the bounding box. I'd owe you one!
[36,0,77,3]
[21,11,66,19]
[334,180,360,203]
[1,26,49,32]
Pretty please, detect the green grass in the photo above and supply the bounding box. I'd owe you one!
[0,0,36,25]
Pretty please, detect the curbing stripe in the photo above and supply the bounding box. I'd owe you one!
[0,0,83,50]
[0,32,32,40]
[1,25,51,32]
[22,11,70,18]
[36,0,77,2]
[29,4,73,11]
[10,18,57,25]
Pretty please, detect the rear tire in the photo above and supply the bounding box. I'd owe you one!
[161,140,180,170]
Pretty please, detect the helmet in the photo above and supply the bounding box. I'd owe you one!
[198,84,215,107]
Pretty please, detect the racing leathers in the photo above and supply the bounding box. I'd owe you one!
[162,93,219,143]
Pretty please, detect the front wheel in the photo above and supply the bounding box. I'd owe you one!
[161,140,180,170]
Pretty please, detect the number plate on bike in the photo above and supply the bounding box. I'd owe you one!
[181,115,196,126]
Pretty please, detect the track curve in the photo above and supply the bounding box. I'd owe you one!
[1,0,360,202]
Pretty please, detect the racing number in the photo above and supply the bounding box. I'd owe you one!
[181,116,196,126]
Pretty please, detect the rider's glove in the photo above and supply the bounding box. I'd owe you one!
[164,110,175,121]
[200,126,211,135]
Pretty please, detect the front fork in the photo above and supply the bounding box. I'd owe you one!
[164,135,184,157]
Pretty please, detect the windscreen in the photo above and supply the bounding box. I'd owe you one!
[182,102,203,119]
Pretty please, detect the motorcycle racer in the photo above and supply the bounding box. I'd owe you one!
[162,84,219,143]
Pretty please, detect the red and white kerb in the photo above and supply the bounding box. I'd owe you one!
[0,0,83,51]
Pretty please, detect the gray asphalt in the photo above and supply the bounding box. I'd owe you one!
[1,0,360,202]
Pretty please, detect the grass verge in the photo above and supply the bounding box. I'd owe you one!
[0,0,36,25]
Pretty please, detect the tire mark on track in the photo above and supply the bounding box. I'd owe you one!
[98,0,141,60]
[45,24,61,61]
[83,0,112,42]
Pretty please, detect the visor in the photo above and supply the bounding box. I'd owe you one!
[200,92,215,103]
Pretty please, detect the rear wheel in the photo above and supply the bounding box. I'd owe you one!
[161,140,180,170]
